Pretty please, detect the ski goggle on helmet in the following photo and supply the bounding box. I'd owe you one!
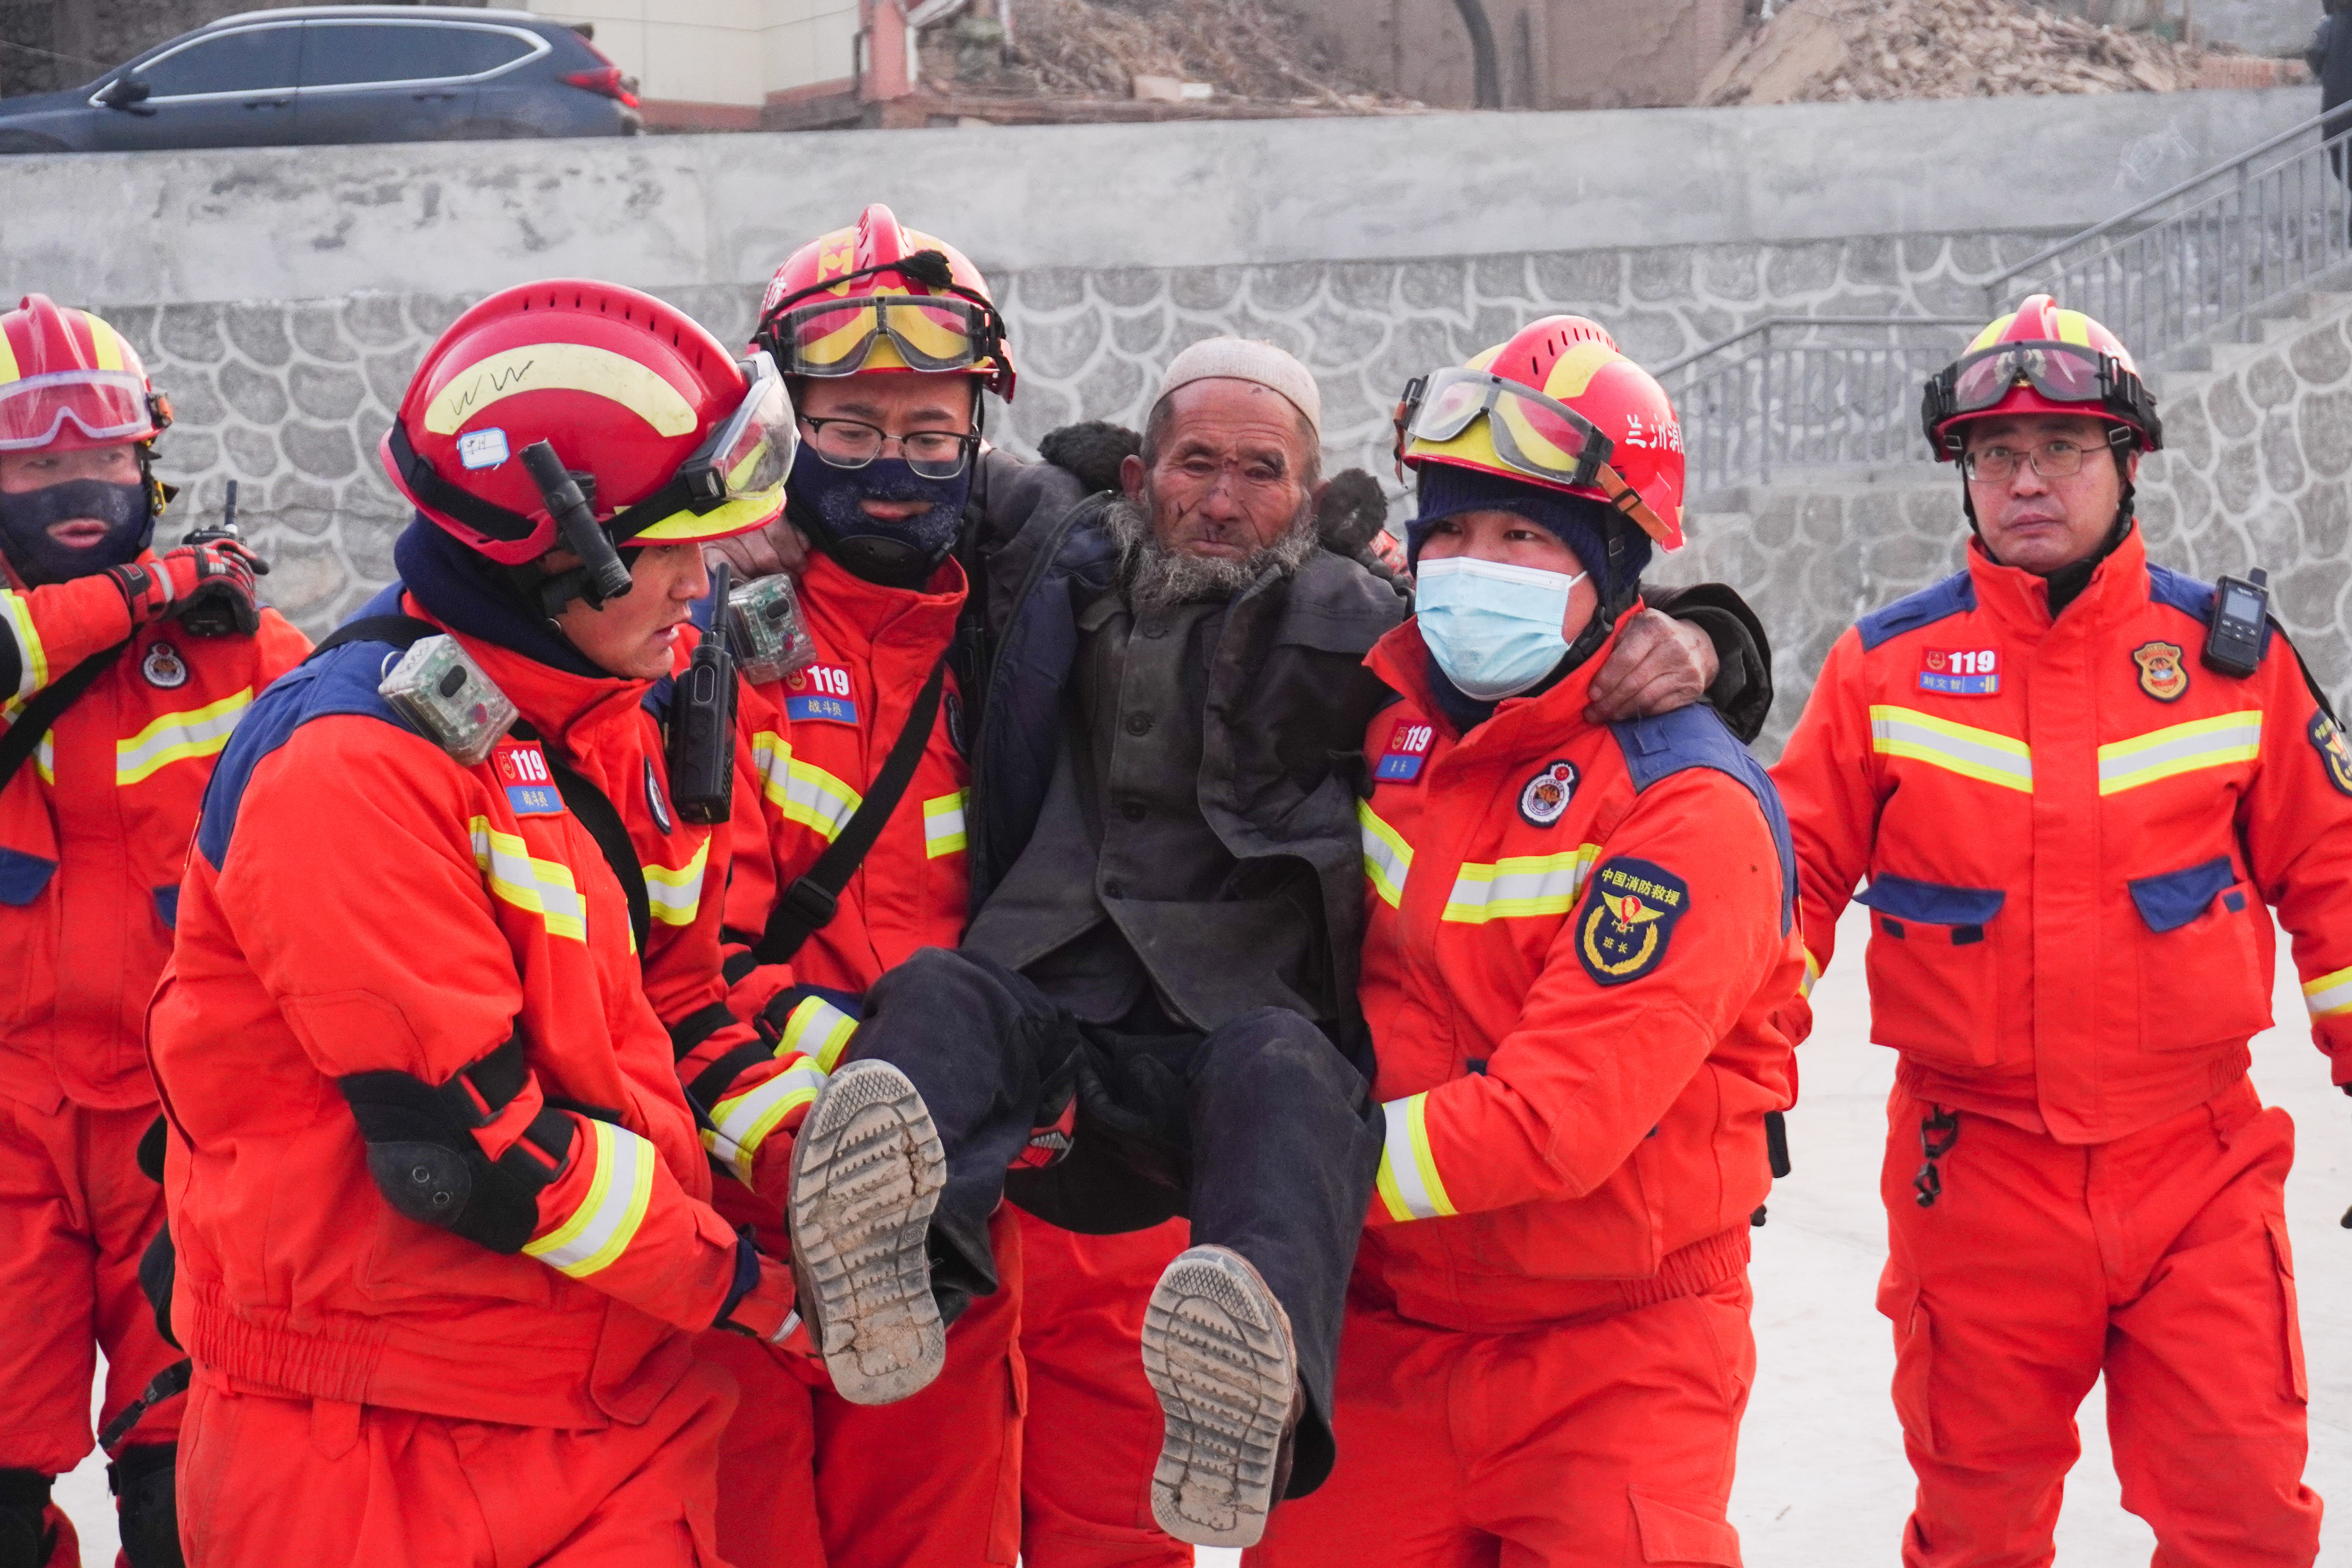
[0,296,169,452]
[1920,295,2162,460]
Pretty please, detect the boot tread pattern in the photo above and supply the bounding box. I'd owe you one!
[1142,1244,1297,1550]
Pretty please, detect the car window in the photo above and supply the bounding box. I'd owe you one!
[299,22,535,89]
[135,25,302,98]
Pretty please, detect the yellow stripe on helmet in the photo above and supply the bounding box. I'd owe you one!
[80,312,124,373]
[1540,340,1617,401]
[1968,312,2017,353]
[422,343,701,437]
[622,484,785,544]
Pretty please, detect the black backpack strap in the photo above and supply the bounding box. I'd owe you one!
[541,747,653,957]
[0,640,129,795]
[756,652,949,966]
[305,614,442,662]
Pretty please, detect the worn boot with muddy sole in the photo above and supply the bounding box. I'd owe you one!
[1141,1243,1301,1549]
[787,1059,947,1406]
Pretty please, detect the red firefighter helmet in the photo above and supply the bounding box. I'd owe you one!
[1395,316,1686,550]
[0,295,170,453]
[384,280,791,565]
[752,203,1015,401]
[1921,294,2161,460]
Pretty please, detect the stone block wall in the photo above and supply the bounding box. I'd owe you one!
[121,229,2050,635]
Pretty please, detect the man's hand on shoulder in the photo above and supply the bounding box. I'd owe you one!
[1584,608,1718,724]
[705,519,811,583]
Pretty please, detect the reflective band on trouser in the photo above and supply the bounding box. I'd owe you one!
[1360,800,1413,908]
[753,730,861,842]
[704,1061,828,1181]
[923,788,969,858]
[1800,949,1822,998]
[1442,845,1600,923]
[32,732,51,784]
[469,818,588,942]
[1374,1094,1456,1223]
[2304,964,2352,1018]
[2097,710,2263,795]
[642,834,712,927]
[1869,705,2033,792]
[0,591,45,709]
[779,995,860,1072]
[116,689,254,785]
[522,1119,655,1278]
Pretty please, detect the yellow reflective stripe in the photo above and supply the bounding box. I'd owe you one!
[82,311,124,372]
[2096,710,2263,795]
[923,788,969,858]
[1800,949,1822,998]
[0,324,16,385]
[1,591,47,708]
[1373,1093,1456,1223]
[523,1119,655,1278]
[1442,844,1600,923]
[468,817,587,942]
[2304,964,2352,1018]
[753,730,862,842]
[1359,800,1412,908]
[641,835,710,927]
[703,1061,828,1181]
[1868,705,2033,792]
[115,688,253,785]
[31,732,52,784]
[780,995,860,1073]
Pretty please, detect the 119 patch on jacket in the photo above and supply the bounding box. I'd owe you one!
[1920,647,1999,696]
[493,739,564,816]
[1576,857,1689,986]
[786,664,859,725]
[1376,718,1436,782]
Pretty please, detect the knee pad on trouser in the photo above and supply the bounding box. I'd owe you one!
[109,1445,185,1568]
[0,1472,56,1568]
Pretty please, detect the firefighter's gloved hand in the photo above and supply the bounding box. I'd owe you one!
[108,539,265,633]
[1585,606,1717,724]
[705,517,810,585]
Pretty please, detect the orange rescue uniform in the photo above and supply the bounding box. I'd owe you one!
[1252,614,1801,1568]
[150,594,797,1567]
[1771,528,2351,1566]
[0,558,306,1527]
[707,552,1025,1568]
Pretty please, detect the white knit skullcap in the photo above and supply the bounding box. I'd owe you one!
[1153,338,1322,437]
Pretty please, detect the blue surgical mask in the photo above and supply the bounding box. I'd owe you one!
[1413,556,1586,701]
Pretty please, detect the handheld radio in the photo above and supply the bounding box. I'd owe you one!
[177,478,264,637]
[2203,568,2270,678]
[669,561,738,826]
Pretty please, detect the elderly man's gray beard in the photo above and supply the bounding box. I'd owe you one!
[1102,493,1322,613]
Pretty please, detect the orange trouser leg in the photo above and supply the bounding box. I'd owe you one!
[0,1094,182,1477]
[1251,1269,1753,1568]
[702,1331,824,1568]
[1016,1212,1191,1568]
[175,1362,735,1567]
[811,1204,1026,1568]
[1882,1078,2320,1568]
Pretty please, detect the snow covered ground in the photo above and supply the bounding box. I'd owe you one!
[53,904,2352,1565]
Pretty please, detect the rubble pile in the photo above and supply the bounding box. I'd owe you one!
[1004,0,1401,107]
[1698,0,2208,105]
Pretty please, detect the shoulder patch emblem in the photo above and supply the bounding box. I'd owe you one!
[785,662,858,726]
[2134,640,2189,703]
[140,640,188,690]
[493,739,565,817]
[2309,711,2352,798]
[1918,647,1999,696]
[1517,760,1578,825]
[1376,718,1437,783]
[643,757,675,834]
[1576,856,1689,986]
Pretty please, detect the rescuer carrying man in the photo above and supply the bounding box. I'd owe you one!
[1771,294,2352,1567]
[0,294,307,1568]
[145,280,809,1566]
[1250,317,1804,1568]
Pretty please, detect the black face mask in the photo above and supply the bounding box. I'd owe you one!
[786,443,970,589]
[0,479,152,586]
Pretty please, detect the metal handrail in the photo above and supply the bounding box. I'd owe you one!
[1655,315,1982,377]
[1990,105,2339,300]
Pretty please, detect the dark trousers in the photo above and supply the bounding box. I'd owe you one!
[849,946,1383,1496]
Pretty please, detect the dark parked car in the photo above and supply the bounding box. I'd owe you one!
[0,5,642,152]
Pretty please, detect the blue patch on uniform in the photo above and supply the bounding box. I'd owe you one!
[1612,705,1797,936]
[2309,711,2352,797]
[1855,874,2004,926]
[1857,572,1975,652]
[1918,672,1998,695]
[0,846,56,906]
[1576,856,1690,986]
[493,741,565,817]
[787,694,858,725]
[152,885,179,929]
[2148,563,2272,662]
[2127,857,2235,933]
